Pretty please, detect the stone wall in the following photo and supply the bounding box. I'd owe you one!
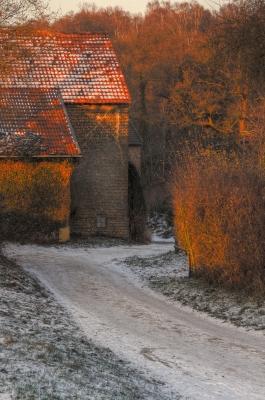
[66,104,129,238]
[128,146,141,173]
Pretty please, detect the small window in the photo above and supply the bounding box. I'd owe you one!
[97,216,106,228]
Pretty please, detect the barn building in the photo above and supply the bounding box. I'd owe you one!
[0,32,142,240]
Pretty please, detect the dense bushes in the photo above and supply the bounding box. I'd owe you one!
[173,151,265,295]
[0,160,73,242]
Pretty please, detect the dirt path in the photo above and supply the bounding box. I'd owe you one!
[4,243,265,399]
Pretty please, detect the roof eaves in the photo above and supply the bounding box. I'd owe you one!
[64,99,131,105]
[32,154,83,158]
[0,154,83,159]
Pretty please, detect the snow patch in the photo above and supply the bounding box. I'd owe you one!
[0,394,12,400]
[148,212,175,243]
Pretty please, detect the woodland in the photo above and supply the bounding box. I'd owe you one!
[44,0,265,185]
[2,0,265,294]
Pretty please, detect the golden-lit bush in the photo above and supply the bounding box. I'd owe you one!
[173,150,265,295]
[0,160,73,241]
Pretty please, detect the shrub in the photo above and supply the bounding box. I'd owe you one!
[0,160,73,241]
[172,150,265,296]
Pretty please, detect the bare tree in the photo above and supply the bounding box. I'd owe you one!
[0,0,51,76]
[0,0,49,27]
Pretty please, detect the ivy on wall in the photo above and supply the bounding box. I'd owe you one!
[0,160,73,241]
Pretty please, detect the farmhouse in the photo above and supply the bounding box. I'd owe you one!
[0,32,138,240]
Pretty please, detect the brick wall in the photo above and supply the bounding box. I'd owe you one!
[66,104,129,238]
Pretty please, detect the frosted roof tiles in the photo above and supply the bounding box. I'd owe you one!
[0,88,81,157]
[1,33,131,104]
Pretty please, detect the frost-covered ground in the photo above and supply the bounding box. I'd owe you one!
[0,253,177,400]
[119,250,265,331]
[4,241,265,400]
[145,212,265,330]
[148,212,175,243]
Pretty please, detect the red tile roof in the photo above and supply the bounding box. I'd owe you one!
[0,88,81,157]
[1,33,131,104]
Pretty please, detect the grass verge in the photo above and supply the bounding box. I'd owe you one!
[121,251,265,331]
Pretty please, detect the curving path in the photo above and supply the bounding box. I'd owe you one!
[4,243,265,399]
